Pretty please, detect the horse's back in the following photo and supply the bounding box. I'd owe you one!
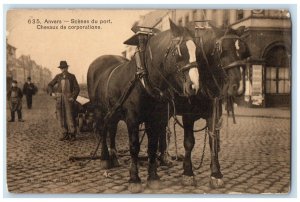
[87,55,128,104]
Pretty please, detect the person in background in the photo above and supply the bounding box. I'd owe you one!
[48,61,80,141]
[7,80,24,122]
[23,76,37,109]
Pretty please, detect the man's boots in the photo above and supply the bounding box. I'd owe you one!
[8,111,15,122]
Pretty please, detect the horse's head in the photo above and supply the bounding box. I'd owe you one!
[148,19,200,97]
[170,21,200,97]
[210,25,251,97]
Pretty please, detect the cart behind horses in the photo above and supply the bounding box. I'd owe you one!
[74,95,96,135]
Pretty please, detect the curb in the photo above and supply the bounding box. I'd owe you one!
[223,114,290,120]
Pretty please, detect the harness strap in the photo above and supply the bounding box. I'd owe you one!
[147,41,186,97]
[178,62,198,73]
[222,59,247,70]
[226,96,236,124]
[104,76,138,122]
[105,63,124,100]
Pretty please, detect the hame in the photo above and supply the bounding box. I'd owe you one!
[44,19,62,24]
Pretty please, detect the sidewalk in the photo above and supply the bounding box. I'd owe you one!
[224,106,291,119]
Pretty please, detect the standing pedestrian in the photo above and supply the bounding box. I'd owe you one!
[7,80,24,122]
[48,61,80,141]
[23,76,37,109]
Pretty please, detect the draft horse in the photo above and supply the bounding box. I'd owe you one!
[159,24,251,188]
[87,20,200,192]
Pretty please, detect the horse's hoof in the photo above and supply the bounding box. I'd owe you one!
[159,153,173,167]
[128,183,144,193]
[182,175,197,186]
[100,160,110,169]
[111,157,121,168]
[160,159,173,167]
[210,176,224,189]
[147,180,161,190]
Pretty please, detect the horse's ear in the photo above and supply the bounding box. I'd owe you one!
[226,26,246,36]
[235,26,246,36]
[169,19,181,37]
[209,22,223,38]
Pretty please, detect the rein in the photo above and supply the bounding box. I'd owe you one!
[105,63,123,100]
[196,33,248,124]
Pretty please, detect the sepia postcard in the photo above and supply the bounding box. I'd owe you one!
[6,8,291,194]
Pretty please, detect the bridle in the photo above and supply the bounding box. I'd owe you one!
[146,34,199,97]
[213,34,247,71]
[199,33,247,98]
[164,36,199,75]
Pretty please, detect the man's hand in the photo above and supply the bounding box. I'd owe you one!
[51,93,56,97]
[68,97,74,102]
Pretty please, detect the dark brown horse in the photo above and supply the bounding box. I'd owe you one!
[158,25,251,188]
[87,20,200,192]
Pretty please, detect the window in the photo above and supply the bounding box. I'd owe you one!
[237,10,244,20]
[265,46,290,94]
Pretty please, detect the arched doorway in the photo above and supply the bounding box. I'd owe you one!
[264,45,290,107]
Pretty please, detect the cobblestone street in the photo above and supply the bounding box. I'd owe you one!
[6,93,291,194]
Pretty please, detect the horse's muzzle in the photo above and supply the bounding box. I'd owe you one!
[183,82,198,97]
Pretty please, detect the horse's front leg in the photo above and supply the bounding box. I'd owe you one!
[182,115,197,186]
[145,120,162,189]
[207,117,224,188]
[126,114,143,193]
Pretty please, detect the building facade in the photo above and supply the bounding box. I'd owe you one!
[6,42,17,91]
[123,9,291,107]
[6,42,53,92]
[231,10,291,107]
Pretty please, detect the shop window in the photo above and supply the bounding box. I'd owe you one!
[265,46,290,94]
[265,67,277,93]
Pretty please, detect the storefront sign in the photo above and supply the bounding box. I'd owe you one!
[252,65,263,105]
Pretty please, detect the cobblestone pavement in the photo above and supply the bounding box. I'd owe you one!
[6,94,291,194]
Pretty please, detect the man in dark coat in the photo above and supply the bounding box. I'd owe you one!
[23,76,37,109]
[7,80,24,122]
[48,61,80,141]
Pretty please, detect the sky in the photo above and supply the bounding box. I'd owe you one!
[7,9,151,83]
